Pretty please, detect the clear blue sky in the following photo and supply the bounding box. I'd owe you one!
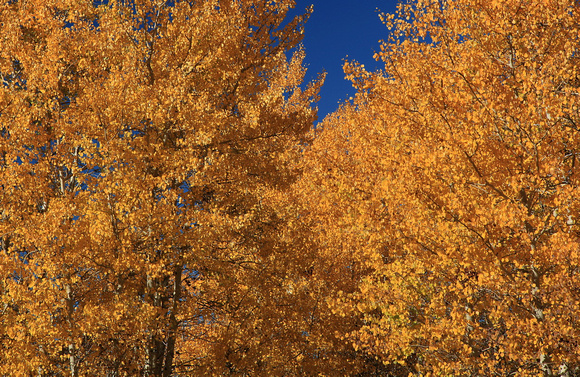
[288,0,400,122]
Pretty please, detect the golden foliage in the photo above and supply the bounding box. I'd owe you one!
[302,0,580,375]
[0,0,326,375]
[4,0,580,375]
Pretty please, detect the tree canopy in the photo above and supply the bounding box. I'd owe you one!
[0,0,326,375]
[301,0,580,375]
[1,0,580,376]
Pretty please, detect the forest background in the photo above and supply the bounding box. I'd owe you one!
[1,0,580,376]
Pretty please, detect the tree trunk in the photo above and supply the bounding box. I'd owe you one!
[162,264,182,377]
[145,264,182,377]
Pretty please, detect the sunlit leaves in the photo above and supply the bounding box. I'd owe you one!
[0,0,325,375]
[302,0,580,375]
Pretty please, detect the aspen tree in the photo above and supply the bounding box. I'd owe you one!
[302,0,580,375]
[0,0,323,375]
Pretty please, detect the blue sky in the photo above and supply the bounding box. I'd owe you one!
[289,0,400,122]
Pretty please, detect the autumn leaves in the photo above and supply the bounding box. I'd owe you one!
[304,0,580,375]
[1,0,579,375]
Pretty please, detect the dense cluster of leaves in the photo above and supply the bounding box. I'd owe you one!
[1,0,580,376]
[0,0,331,375]
[303,0,580,375]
